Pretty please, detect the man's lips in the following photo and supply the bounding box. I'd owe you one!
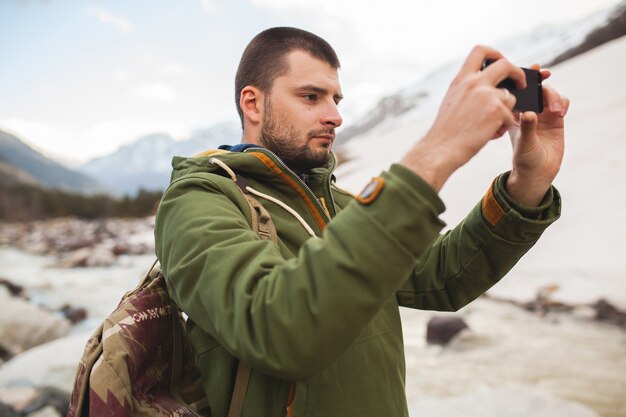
[310,133,335,141]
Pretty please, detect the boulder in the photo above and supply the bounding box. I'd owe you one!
[593,298,626,328]
[426,315,469,345]
[0,402,20,417]
[0,279,24,297]
[52,246,116,268]
[0,386,68,417]
[0,386,38,412]
[0,331,92,392]
[59,305,87,324]
[0,288,71,356]
[21,387,69,417]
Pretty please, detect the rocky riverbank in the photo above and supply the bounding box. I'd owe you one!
[0,216,155,416]
[0,216,154,268]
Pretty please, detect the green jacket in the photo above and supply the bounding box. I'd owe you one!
[154,148,560,417]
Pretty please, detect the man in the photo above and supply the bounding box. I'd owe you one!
[155,27,567,417]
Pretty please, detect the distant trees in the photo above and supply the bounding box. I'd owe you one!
[0,183,162,221]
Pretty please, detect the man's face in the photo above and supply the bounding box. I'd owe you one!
[259,50,343,174]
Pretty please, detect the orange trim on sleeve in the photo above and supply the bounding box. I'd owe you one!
[249,152,328,231]
[482,179,506,227]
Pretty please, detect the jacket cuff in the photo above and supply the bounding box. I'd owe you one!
[481,171,562,242]
[495,171,555,219]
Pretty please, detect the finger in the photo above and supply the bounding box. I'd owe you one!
[482,58,527,89]
[500,87,517,110]
[520,111,538,142]
[527,63,551,82]
[542,85,564,115]
[457,45,503,77]
[561,95,571,117]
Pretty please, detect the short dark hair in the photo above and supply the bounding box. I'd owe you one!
[235,27,340,127]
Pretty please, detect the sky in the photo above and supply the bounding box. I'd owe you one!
[0,0,621,164]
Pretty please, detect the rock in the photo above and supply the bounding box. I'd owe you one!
[22,387,69,417]
[0,345,13,363]
[0,386,68,417]
[85,246,116,267]
[51,248,91,268]
[0,402,20,417]
[0,279,24,297]
[112,242,130,256]
[0,288,71,356]
[0,331,91,392]
[0,217,155,257]
[593,298,626,328]
[521,284,574,316]
[112,241,151,256]
[59,305,87,324]
[52,246,116,268]
[0,386,38,411]
[426,316,469,345]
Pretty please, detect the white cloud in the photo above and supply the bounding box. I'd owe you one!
[88,7,134,34]
[130,83,177,102]
[199,0,215,15]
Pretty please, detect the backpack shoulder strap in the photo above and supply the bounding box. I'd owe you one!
[228,173,277,417]
[234,174,277,242]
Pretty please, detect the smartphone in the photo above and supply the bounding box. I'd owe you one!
[481,59,543,113]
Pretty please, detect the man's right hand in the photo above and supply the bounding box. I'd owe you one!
[400,45,526,192]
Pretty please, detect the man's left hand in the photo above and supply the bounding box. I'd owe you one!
[506,66,569,207]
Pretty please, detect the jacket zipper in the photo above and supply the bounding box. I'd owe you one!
[244,148,333,225]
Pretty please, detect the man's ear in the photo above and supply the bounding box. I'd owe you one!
[240,86,264,126]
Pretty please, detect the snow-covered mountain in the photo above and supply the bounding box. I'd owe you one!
[79,122,240,195]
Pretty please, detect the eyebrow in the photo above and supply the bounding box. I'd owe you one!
[294,84,344,102]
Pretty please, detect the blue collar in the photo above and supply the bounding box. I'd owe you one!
[218,143,262,153]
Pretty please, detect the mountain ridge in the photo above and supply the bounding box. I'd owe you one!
[0,129,109,195]
[78,122,240,195]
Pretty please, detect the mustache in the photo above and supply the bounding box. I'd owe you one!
[307,128,335,139]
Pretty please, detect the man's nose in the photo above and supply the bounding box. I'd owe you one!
[321,102,343,128]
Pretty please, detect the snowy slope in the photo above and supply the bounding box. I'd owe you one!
[335,35,626,307]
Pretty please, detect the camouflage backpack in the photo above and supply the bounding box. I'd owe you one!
[67,179,277,417]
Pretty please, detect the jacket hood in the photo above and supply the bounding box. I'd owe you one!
[169,147,338,184]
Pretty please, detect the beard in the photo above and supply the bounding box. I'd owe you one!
[259,98,334,174]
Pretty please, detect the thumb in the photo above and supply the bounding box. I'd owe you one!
[519,111,538,146]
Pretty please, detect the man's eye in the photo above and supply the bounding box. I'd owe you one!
[303,94,317,101]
